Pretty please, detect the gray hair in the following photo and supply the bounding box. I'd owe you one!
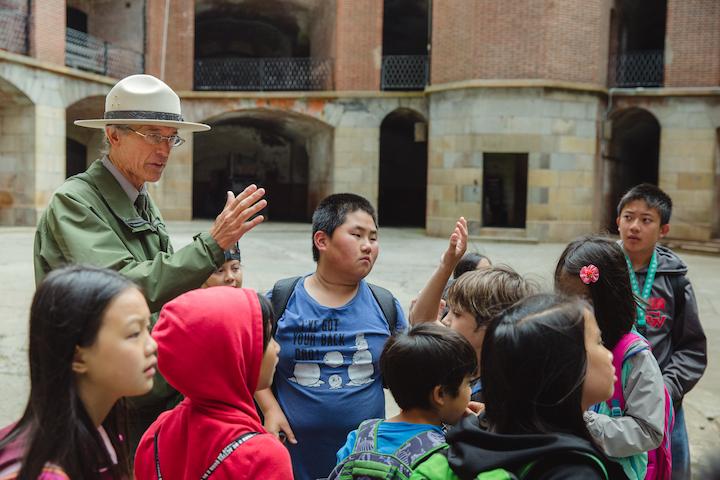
[100,125,131,156]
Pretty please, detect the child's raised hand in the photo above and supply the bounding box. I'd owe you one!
[440,217,468,268]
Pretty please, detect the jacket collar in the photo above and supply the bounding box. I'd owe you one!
[86,160,162,233]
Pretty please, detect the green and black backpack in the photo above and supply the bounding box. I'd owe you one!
[327,419,447,480]
[409,449,610,480]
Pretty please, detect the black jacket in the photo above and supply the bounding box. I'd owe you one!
[443,415,628,480]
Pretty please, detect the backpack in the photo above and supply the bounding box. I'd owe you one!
[327,419,447,480]
[270,276,399,334]
[606,332,674,480]
[410,448,610,480]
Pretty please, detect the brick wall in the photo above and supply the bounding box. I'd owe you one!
[431,0,611,85]
[335,0,383,91]
[664,0,720,87]
[145,0,194,90]
[29,0,65,65]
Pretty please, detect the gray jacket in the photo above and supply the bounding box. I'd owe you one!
[624,244,707,407]
[585,341,665,458]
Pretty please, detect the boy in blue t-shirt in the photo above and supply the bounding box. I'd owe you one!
[616,183,707,479]
[332,323,477,477]
[255,193,408,480]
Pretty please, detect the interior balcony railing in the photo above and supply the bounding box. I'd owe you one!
[0,8,27,55]
[381,55,428,91]
[65,28,144,79]
[609,50,664,88]
[194,57,333,91]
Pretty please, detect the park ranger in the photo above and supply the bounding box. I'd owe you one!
[33,74,267,447]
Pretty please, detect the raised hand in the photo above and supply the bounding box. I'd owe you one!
[440,217,468,269]
[209,185,267,250]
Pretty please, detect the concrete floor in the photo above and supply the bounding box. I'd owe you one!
[0,221,718,474]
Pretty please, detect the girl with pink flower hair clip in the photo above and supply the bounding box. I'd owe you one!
[553,235,673,480]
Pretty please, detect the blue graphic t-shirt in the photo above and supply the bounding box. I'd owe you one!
[269,276,407,480]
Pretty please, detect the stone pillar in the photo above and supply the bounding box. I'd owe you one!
[333,125,380,207]
[32,105,66,224]
[334,0,383,91]
[0,105,34,225]
[145,0,195,91]
[29,0,65,66]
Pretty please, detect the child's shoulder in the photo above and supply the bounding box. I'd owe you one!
[654,245,688,275]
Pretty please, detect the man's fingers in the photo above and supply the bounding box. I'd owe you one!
[238,214,265,237]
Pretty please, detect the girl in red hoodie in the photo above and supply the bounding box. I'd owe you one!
[134,287,292,479]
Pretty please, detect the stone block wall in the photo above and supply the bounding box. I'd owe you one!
[426,87,600,241]
[610,96,720,240]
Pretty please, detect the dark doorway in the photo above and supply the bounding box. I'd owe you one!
[378,109,428,226]
[381,0,429,90]
[604,108,661,232]
[66,138,86,178]
[482,153,528,228]
[67,7,88,33]
[609,0,667,87]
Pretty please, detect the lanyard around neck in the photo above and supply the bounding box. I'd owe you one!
[624,250,658,330]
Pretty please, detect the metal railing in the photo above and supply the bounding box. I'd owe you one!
[194,57,333,91]
[65,27,144,78]
[609,50,664,88]
[381,55,428,90]
[0,8,27,55]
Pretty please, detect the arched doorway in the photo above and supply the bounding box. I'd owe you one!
[604,108,661,232]
[192,109,333,221]
[0,76,33,225]
[65,95,105,178]
[378,109,428,226]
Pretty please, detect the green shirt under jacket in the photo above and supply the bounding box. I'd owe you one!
[33,159,225,314]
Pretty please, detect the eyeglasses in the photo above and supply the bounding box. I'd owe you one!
[126,127,185,148]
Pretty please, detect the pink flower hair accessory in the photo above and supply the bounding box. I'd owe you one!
[580,264,600,285]
[579,265,600,284]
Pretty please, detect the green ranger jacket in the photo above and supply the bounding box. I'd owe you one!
[33,159,226,413]
[34,159,225,313]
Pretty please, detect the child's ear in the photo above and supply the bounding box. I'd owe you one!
[72,346,89,375]
[660,223,670,238]
[313,230,329,254]
[430,385,446,408]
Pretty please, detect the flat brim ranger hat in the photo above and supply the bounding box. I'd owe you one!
[74,74,210,133]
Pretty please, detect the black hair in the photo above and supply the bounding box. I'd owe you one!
[380,323,477,411]
[256,293,276,351]
[311,193,378,262]
[0,265,136,479]
[482,294,593,442]
[452,253,492,279]
[617,183,673,225]
[554,235,636,349]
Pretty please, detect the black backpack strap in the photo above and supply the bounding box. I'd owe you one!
[669,274,689,321]
[270,276,302,321]
[368,283,398,334]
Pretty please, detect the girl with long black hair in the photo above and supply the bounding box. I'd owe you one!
[0,265,157,479]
